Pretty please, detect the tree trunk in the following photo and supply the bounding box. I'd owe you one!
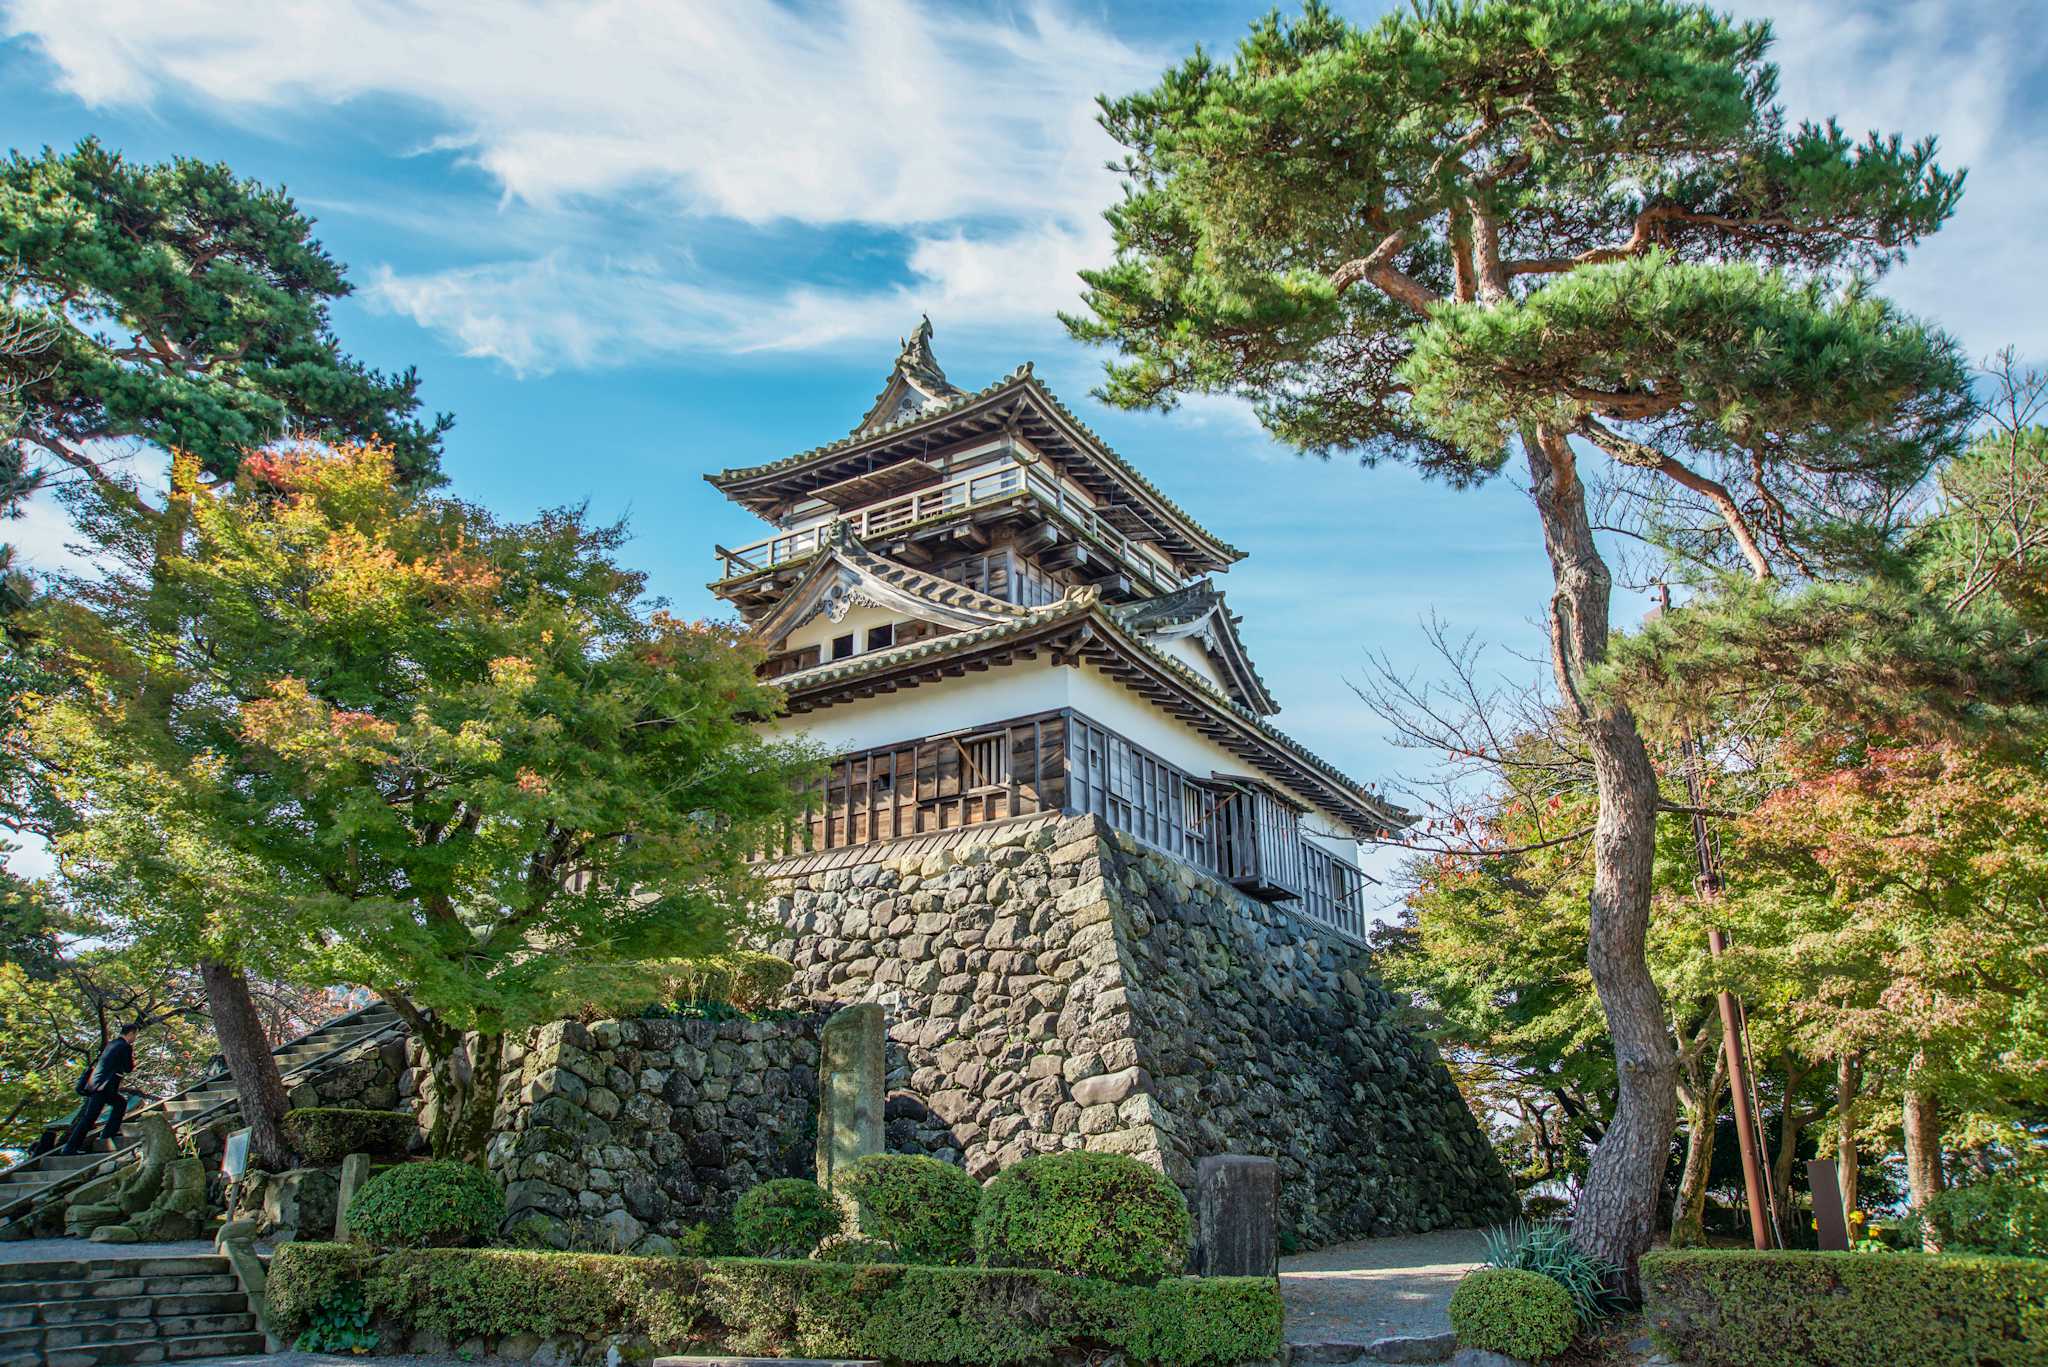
[198,959,295,1171]
[422,1028,506,1166]
[1902,1050,1945,1250]
[1670,1034,1726,1248]
[1525,428,1678,1297]
[1835,1054,1861,1235]
[1767,1059,1820,1233]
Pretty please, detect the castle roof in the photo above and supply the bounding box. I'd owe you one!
[707,322,1243,576]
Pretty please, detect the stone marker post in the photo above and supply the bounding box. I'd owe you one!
[816,1003,886,1199]
[1195,1154,1278,1277]
[334,1152,376,1242]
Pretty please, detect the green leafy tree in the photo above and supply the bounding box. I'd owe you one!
[1067,0,1971,1283]
[0,137,450,1165]
[34,444,818,1162]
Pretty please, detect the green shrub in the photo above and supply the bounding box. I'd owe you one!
[1922,1176,2048,1258]
[834,1153,980,1265]
[1481,1219,1621,1325]
[283,1107,416,1166]
[267,1242,379,1333]
[732,1178,843,1258]
[345,1159,504,1249]
[267,1244,1282,1367]
[1643,1248,2048,1367]
[973,1151,1191,1285]
[1448,1267,1577,1362]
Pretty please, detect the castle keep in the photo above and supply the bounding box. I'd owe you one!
[685,323,1514,1243]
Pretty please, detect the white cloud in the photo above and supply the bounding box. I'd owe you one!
[1726,0,2048,359]
[5,0,1155,371]
[4,0,1152,228]
[363,215,1111,375]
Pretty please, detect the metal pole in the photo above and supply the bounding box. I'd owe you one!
[1707,927,1773,1249]
[1655,583,1776,1251]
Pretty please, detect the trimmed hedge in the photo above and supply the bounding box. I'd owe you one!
[835,1153,980,1266]
[283,1107,416,1166]
[345,1160,505,1249]
[266,1243,1284,1367]
[974,1151,1192,1284]
[732,1178,843,1259]
[1447,1267,1576,1362]
[1643,1248,2048,1367]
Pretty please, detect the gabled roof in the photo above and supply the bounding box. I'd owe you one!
[1110,580,1279,716]
[750,522,1035,644]
[853,317,964,436]
[707,323,1244,575]
[763,588,1406,836]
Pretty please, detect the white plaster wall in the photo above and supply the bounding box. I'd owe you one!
[1154,634,1231,695]
[779,602,904,658]
[761,666,1073,754]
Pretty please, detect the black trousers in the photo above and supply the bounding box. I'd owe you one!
[58,1090,127,1154]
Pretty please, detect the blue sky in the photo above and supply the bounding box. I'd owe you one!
[5,0,2047,889]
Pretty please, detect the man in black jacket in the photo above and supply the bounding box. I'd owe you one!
[59,1022,141,1155]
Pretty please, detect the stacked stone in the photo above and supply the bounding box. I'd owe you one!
[288,1034,409,1114]
[488,1015,821,1253]
[1099,832,1519,1242]
[762,812,1515,1246]
[768,814,1166,1181]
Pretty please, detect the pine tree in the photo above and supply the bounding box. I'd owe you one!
[1066,0,1971,1285]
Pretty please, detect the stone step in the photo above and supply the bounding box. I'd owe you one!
[0,1290,248,1328]
[0,1310,256,1353]
[39,1329,267,1365]
[0,1255,228,1284]
[0,1269,236,1304]
[37,1151,123,1172]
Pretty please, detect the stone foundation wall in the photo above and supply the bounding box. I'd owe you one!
[763,813,1516,1246]
[1104,835,1518,1241]
[487,1015,822,1253]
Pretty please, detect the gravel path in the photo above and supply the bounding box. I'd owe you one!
[1280,1227,1491,1346]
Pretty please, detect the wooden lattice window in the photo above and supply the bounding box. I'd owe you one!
[957,732,1010,791]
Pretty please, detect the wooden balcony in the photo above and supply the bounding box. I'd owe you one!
[714,460,1186,597]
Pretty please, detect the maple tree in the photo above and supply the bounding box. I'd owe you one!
[33,443,818,1162]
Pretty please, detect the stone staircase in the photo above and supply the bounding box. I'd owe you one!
[0,1253,262,1365]
[0,1000,407,1240]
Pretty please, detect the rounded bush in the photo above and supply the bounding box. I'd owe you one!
[1922,1177,2048,1257]
[834,1153,980,1266]
[282,1107,416,1166]
[1448,1267,1577,1362]
[732,1178,843,1259]
[344,1159,504,1249]
[972,1150,1191,1284]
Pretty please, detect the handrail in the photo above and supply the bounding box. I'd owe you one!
[0,1006,407,1231]
[715,461,1185,596]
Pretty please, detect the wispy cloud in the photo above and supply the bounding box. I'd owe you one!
[4,0,1157,372]
[10,0,2042,373]
[1726,0,2048,360]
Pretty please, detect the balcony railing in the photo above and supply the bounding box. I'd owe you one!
[714,460,1184,596]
